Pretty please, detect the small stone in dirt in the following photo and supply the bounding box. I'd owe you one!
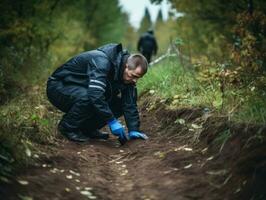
[184,164,192,169]
[84,187,93,191]
[18,195,33,200]
[17,180,29,185]
[65,187,71,192]
[69,170,80,176]
[75,179,80,183]
[149,89,155,94]
[201,147,208,154]
[206,169,227,176]
[81,190,98,199]
[76,186,81,190]
[33,154,39,158]
[206,156,214,161]
[81,191,92,195]
[191,123,202,129]
[175,118,185,125]
[25,148,31,157]
[50,168,59,174]
[141,195,151,200]
[119,150,124,153]
[77,152,81,154]
[0,176,10,183]
[154,151,165,158]
[121,169,128,176]
[66,175,73,179]
[234,187,241,193]
[174,146,193,152]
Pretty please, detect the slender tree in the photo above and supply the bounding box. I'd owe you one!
[138,7,152,34]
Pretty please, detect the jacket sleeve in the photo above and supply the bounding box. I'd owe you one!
[121,85,140,131]
[87,55,114,122]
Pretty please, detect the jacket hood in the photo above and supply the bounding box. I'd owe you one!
[97,43,122,65]
[97,43,130,81]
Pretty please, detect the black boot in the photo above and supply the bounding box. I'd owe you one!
[58,124,90,142]
[86,130,109,140]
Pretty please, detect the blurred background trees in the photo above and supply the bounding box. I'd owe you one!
[150,0,266,74]
[0,0,265,103]
[0,0,127,103]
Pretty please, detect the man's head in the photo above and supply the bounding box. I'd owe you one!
[123,54,148,84]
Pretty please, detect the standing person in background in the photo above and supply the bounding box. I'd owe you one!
[137,29,158,63]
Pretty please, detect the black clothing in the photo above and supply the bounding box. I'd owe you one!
[47,43,140,134]
[57,123,90,142]
[137,31,158,63]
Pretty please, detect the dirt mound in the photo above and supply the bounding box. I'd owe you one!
[0,96,265,200]
[140,95,266,199]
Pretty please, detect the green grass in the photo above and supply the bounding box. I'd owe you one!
[138,58,223,109]
[138,57,266,124]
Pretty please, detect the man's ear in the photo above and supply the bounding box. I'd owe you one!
[125,63,129,70]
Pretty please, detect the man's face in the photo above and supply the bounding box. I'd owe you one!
[123,64,144,84]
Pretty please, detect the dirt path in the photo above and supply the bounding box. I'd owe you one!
[1,107,230,200]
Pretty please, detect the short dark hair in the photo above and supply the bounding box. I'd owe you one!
[127,54,148,74]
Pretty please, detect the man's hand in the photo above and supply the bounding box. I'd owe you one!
[128,131,148,140]
[108,119,126,137]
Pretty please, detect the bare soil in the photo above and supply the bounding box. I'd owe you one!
[1,99,266,200]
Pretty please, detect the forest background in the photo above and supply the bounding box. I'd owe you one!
[0,0,265,185]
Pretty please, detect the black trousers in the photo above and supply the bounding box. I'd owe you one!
[46,78,122,133]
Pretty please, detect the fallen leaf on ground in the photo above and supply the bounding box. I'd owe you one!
[66,175,73,179]
[18,195,33,200]
[184,164,192,169]
[17,180,29,185]
[206,156,214,161]
[191,123,202,129]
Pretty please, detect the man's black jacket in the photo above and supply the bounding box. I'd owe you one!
[50,43,140,131]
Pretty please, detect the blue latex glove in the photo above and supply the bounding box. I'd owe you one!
[128,131,148,140]
[108,119,127,142]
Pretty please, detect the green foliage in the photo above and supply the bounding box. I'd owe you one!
[0,0,129,101]
[226,88,266,124]
[230,11,266,85]
[84,0,127,48]
[0,85,60,180]
[138,58,222,108]
[138,57,266,124]
[213,129,231,145]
